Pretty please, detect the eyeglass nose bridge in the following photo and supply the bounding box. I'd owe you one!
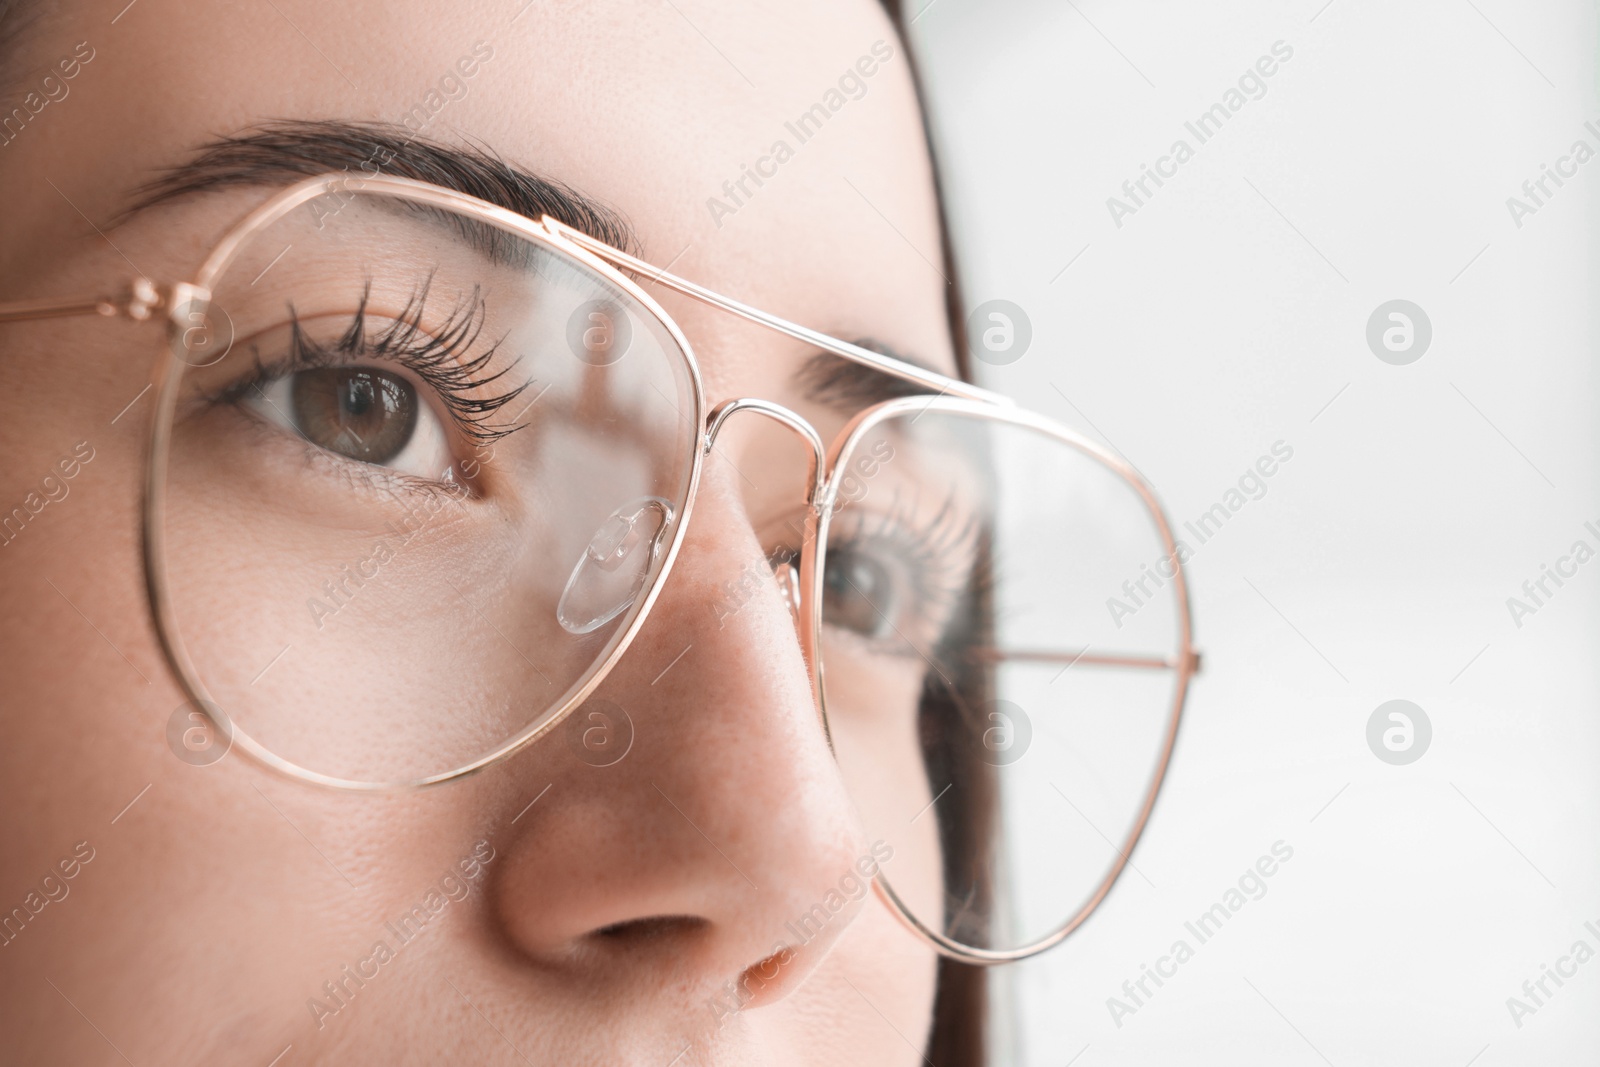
[703,398,827,509]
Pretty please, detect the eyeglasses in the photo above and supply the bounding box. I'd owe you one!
[1,173,1199,964]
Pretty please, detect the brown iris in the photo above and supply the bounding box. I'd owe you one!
[822,547,895,639]
[289,366,418,465]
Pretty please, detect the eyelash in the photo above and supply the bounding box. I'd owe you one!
[830,484,983,628]
[223,277,530,445]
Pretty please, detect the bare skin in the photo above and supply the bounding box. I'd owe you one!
[0,0,959,1063]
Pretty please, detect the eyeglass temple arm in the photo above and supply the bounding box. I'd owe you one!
[0,277,167,324]
[967,647,1203,674]
[540,217,1011,408]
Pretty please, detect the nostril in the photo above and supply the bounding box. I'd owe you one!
[575,917,809,1012]
[593,914,708,942]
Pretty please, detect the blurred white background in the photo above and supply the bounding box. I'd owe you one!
[910,1,1600,1063]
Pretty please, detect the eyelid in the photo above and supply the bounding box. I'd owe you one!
[832,488,980,580]
[216,290,530,449]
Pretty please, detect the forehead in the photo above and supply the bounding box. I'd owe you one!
[4,0,957,402]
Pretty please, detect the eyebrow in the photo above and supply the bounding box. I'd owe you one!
[0,1,43,83]
[797,341,941,412]
[123,119,636,253]
[127,119,945,411]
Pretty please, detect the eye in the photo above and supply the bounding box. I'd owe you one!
[244,365,456,479]
[822,546,897,639]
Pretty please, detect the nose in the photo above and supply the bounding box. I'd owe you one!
[489,467,874,1016]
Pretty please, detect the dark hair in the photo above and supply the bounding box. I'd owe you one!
[878,0,972,384]
[875,4,991,1065]
[920,573,996,1067]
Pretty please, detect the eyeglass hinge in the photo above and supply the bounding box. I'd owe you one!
[164,282,212,323]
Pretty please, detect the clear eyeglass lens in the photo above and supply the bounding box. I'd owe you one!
[819,407,1184,955]
[153,186,698,785]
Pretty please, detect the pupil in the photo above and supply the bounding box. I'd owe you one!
[823,549,893,639]
[342,376,376,419]
[291,366,418,466]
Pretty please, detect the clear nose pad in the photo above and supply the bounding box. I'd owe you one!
[557,496,676,635]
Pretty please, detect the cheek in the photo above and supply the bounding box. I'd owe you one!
[821,650,945,925]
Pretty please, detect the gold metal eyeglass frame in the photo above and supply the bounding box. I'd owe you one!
[0,173,1199,965]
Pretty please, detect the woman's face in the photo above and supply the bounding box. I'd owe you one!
[0,0,957,1063]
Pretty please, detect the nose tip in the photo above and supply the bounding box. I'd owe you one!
[491,782,873,1013]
